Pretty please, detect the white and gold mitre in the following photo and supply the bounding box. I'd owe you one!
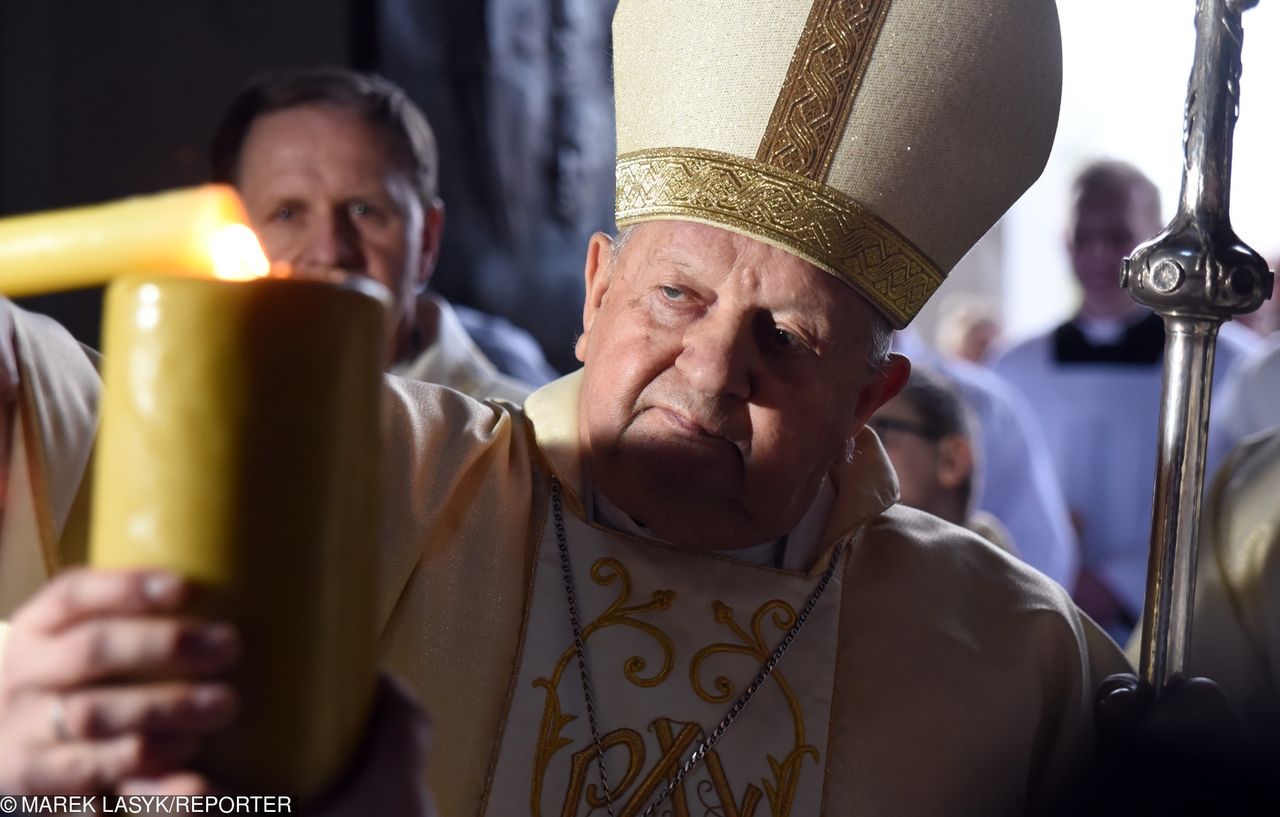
[613,0,1062,327]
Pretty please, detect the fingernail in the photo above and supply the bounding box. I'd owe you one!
[142,572,183,603]
[201,624,237,654]
[192,684,233,712]
[183,624,238,661]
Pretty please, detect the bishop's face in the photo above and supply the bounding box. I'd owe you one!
[574,220,906,552]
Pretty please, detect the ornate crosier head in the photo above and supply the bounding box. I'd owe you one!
[611,0,1063,328]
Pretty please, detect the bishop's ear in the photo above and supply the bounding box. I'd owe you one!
[851,353,911,431]
[576,232,616,362]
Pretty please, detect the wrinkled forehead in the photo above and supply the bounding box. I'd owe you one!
[617,220,879,317]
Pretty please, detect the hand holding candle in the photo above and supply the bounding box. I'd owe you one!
[0,187,389,800]
[0,568,241,797]
[90,272,387,798]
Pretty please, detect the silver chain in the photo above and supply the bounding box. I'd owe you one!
[551,478,845,817]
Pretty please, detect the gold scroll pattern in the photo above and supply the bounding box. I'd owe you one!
[690,601,819,816]
[616,147,942,327]
[756,0,894,181]
[530,557,819,817]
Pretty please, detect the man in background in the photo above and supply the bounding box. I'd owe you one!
[870,366,1016,555]
[211,68,557,400]
[894,329,1079,589]
[995,160,1257,640]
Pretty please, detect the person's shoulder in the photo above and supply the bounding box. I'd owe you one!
[1217,320,1263,358]
[991,327,1055,375]
[481,372,536,404]
[378,373,540,533]
[861,503,1073,614]
[450,301,559,386]
[1214,425,1280,504]
[935,353,1000,394]
[1235,330,1280,381]
[6,301,102,436]
[1217,333,1280,440]
[852,504,1123,682]
[965,509,1019,556]
[935,354,1028,418]
[8,302,101,376]
[383,372,526,441]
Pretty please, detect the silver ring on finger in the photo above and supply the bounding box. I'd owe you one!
[48,695,73,742]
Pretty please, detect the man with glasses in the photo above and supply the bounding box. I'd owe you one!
[870,366,1016,555]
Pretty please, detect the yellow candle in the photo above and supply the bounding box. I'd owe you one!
[90,274,388,799]
[0,185,265,296]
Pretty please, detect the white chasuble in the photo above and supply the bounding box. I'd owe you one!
[483,499,846,817]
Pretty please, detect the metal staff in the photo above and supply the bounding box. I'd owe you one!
[1122,0,1273,693]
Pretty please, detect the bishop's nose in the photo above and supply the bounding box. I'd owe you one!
[675,307,753,400]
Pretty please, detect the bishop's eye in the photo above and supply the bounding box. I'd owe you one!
[773,327,800,348]
[659,285,685,300]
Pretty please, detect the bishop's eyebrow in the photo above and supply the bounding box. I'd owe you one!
[648,249,696,272]
[772,307,825,338]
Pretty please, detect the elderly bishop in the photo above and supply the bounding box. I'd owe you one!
[0,0,1127,815]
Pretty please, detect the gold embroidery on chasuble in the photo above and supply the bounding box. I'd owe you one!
[482,506,845,817]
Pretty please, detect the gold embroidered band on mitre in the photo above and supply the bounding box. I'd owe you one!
[615,147,943,327]
[757,0,894,181]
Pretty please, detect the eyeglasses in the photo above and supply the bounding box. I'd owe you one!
[867,417,944,442]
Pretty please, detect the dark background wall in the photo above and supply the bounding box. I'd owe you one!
[1,0,368,348]
[379,0,618,372]
[1,0,618,374]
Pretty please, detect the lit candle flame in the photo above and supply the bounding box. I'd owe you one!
[210,224,270,281]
